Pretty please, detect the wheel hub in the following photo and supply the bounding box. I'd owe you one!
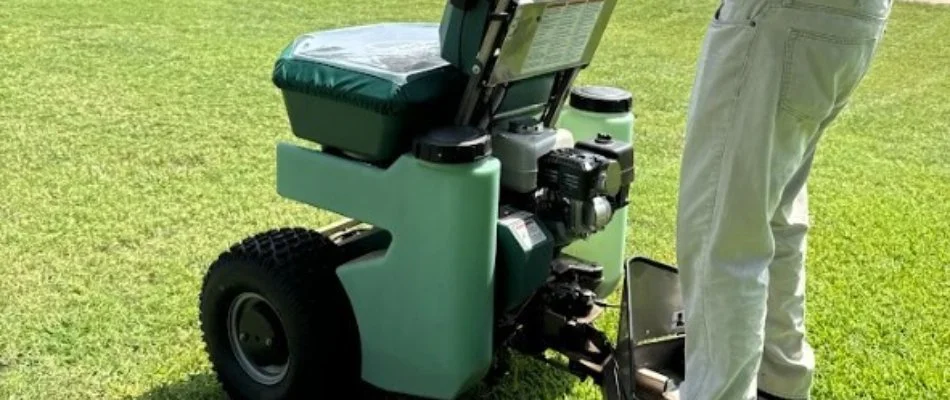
[228,292,290,385]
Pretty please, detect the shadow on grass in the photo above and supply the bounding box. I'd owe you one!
[461,354,586,400]
[130,372,225,400]
[131,355,581,400]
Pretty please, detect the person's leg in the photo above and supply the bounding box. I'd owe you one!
[756,4,892,397]
[758,101,865,400]
[676,1,889,399]
[757,138,819,400]
[757,96,850,399]
[676,3,797,399]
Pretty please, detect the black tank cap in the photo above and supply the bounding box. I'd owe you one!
[412,126,491,164]
[569,86,634,113]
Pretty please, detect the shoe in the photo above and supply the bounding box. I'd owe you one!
[660,378,797,400]
[758,390,799,400]
[659,388,794,400]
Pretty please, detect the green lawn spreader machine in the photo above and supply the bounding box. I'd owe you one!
[197,1,687,399]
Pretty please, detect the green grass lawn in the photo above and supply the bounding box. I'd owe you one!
[2,0,949,399]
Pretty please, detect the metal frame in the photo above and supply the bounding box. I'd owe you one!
[455,0,516,126]
[515,256,686,400]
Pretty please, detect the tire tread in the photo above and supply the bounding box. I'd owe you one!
[199,227,359,400]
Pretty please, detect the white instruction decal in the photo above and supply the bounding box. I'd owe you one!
[521,0,605,75]
[501,211,547,250]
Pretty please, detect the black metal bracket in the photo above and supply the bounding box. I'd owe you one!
[502,256,686,400]
[505,263,638,400]
[604,257,641,400]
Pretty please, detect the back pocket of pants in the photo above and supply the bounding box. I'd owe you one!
[779,29,878,122]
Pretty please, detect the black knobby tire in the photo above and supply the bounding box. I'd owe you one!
[199,227,361,400]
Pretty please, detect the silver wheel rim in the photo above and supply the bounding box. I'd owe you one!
[227,292,290,385]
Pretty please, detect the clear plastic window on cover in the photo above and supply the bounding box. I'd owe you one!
[288,23,449,85]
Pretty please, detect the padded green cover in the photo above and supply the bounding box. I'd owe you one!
[272,23,463,116]
[439,0,491,75]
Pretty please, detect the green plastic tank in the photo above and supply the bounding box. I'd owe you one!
[556,86,635,299]
[275,126,499,399]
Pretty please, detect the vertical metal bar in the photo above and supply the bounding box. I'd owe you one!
[542,67,581,126]
[455,0,514,126]
[478,85,508,129]
[615,260,640,398]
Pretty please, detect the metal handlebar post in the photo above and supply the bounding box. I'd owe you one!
[455,0,514,127]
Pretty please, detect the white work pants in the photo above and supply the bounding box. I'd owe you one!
[676,0,891,399]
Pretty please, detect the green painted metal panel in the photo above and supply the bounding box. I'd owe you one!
[496,206,555,311]
[276,143,500,399]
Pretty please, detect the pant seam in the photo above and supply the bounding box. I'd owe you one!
[778,31,813,123]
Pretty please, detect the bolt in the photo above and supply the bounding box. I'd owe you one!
[239,333,248,342]
[265,338,273,347]
[472,65,482,74]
